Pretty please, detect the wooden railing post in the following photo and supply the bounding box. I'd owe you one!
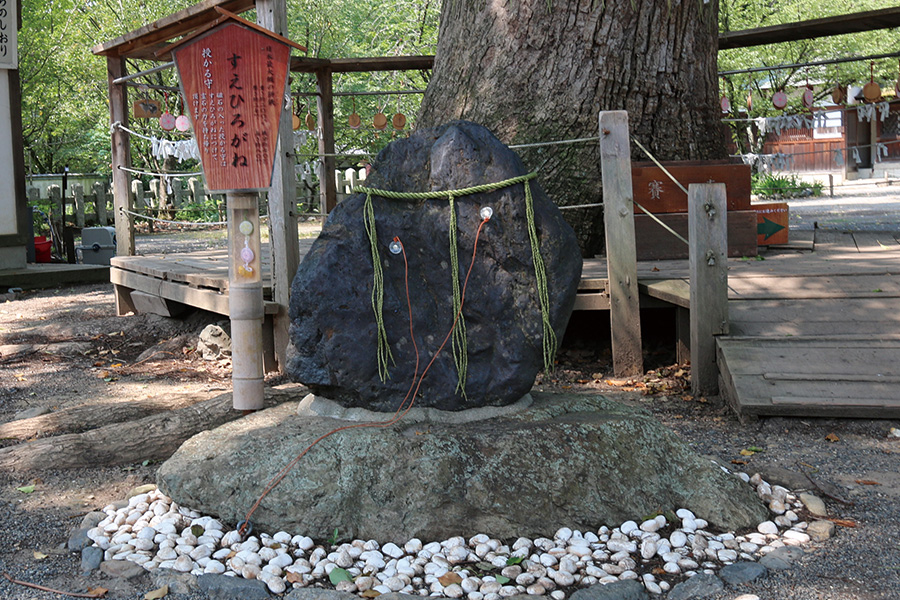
[688,183,729,396]
[599,111,643,377]
[73,184,85,228]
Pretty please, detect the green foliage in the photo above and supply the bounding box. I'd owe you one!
[752,172,823,199]
[18,0,438,177]
[719,1,900,154]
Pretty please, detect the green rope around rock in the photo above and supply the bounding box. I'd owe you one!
[357,171,557,390]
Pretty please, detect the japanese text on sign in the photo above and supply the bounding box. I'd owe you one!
[0,0,18,69]
[174,21,291,191]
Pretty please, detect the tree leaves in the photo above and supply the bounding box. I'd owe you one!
[16,484,35,493]
[438,572,462,586]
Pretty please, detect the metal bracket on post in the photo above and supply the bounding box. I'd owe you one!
[688,182,729,397]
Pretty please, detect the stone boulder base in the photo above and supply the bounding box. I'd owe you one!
[157,393,767,541]
[287,120,582,412]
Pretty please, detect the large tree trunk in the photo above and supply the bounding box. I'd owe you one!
[417,0,728,256]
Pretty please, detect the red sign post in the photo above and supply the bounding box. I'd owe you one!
[169,13,302,410]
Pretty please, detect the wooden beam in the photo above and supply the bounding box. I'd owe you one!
[107,56,135,290]
[599,111,643,377]
[258,0,300,374]
[719,7,900,50]
[91,0,256,59]
[290,55,434,74]
[317,68,337,212]
[689,183,729,397]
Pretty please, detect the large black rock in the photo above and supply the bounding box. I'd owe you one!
[287,121,582,411]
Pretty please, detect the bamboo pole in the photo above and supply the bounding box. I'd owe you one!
[228,192,265,411]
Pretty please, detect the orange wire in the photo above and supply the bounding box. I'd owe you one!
[239,217,489,534]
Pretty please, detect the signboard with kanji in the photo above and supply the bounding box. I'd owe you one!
[631,163,751,214]
[753,202,789,246]
[173,20,292,192]
[0,0,17,70]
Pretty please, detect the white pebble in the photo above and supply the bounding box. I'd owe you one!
[204,560,225,574]
[669,531,687,548]
[619,521,638,535]
[757,521,779,535]
[173,555,194,573]
[550,591,565,600]
[382,542,405,559]
[640,539,658,559]
[675,509,695,520]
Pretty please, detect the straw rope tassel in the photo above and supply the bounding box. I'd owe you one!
[363,192,394,381]
[447,195,469,398]
[524,179,557,373]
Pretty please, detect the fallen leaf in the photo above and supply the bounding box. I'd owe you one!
[144,585,168,599]
[495,575,510,585]
[747,446,765,453]
[361,590,381,598]
[438,572,463,586]
[286,572,303,584]
[731,459,748,465]
[87,587,109,598]
[329,567,352,585]
[190,525,204,537]
[739,449,755,456]
[33,551,48,560]
[506,556,524,566]
[854,479,880,486]
[825,433,840,443]
[16,485,35,494]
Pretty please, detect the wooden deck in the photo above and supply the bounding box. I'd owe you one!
[109,229,900,419]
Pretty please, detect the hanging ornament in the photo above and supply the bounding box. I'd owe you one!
[772,90,788,110]
[720,94,731,114]
[392,94,406,130]
[159,92,176,131]
[373,103,388,131]
[801,72,814,109]
[174,94,191,132]
[863,61,881,102]
[292,97,302,131]
[831,84,845,105]
[746,90,753,111]
[305,104,316,131]
[348,97,361,130]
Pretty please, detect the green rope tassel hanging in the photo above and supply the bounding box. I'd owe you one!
[363,192,394,381]
[523,179,557,373]
[447,195,468,397]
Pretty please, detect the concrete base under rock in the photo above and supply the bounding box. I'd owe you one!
[157,392,767,541]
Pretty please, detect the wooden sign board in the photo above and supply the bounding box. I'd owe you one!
[631,162,751,214]
[133,99,162,119]
[173,21,291,192]
[0,0,17,69]
[753,202,789,245]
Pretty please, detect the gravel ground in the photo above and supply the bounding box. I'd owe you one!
[0,206,898,599]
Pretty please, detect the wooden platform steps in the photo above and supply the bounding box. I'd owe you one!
[716,230,900,420]
[717,336,900,420]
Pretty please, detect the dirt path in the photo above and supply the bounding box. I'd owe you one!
[0,283,898,599]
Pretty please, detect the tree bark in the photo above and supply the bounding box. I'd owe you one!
[417,0,728,256]
[0,386,304,471]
